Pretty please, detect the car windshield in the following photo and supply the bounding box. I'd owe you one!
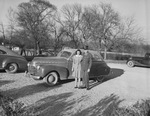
[93,54,103,61]
[57,51,72,58]
[90,52,103,61]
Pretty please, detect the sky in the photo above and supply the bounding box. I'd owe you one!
[0,0,150,44]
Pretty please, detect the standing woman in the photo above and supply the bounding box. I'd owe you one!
[72,49,83,88]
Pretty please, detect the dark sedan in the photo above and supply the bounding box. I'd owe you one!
[127,53,150,68]
[0,45,28,73]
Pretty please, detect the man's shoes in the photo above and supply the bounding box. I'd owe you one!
[79,86,86,89]
[74,86,78,88]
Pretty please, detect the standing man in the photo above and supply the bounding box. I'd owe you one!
[81,46,92,90]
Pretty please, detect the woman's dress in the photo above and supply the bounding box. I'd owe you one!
[72,55,83,78]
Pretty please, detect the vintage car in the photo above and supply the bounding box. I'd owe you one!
[27,48,110,85]
[0,45,28,73]
[127,53,150,67]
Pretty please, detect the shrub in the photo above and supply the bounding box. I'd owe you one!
[0,95,36,116]
[105,100,150,116]
[1,93,150,116]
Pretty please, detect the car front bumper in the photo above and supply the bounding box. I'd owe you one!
[26,65,43,80]
[25,71,43,80]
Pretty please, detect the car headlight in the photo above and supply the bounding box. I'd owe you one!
[36,65,40,70]
[2,62,5,68]
[32,62,36,67]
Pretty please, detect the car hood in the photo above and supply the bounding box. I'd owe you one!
[5,54,27,61]
[31,57,67,66]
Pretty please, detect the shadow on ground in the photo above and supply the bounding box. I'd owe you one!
[0,70,25,73]
[73,94,124,116]
[1,82,61,99]
[1,79,74,100]
[32,93,123,116]
[135,65,150,68]
[32,92,74,116]
[59,79,74,84]
[0,80,15,87]
[104,68,124,81]
[89,68,124,90]
[0,70,6,73]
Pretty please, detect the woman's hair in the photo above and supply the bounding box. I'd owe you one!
[75,49,82,55]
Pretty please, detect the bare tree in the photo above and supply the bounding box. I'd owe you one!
[81,3,120,59]
[108,16,143,52]
[0,22,6,44]
[57,4,83,48]
[49,17,66,53]
[79,7,97,48]
[14,0,56,54]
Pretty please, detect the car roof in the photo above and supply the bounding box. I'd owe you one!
[62,48,99,53]
[62,48,102,57]
[0,45,21,56]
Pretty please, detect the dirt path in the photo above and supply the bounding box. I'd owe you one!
[0,63,150,116]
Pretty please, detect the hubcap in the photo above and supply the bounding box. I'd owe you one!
[128,61,133,66]
[48,75,55,83]
[9,65,15,71]
[97,76,104,82]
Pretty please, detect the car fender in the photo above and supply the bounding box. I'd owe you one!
[2,57,27,70]
[90,61,110,77]
[127,60,140,66]
[39,65,69,80]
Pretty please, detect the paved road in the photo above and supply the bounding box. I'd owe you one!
[0,63,150,115]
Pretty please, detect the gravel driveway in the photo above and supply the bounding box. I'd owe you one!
[0,63,150,116]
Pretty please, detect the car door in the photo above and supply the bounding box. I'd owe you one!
[0,50,7,69]
[67,53,75,78]
[89,53,109,77]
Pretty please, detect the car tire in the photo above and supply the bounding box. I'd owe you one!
[96,76,105,83]
[127,61,134,67]
[5,63,18,73]
[45,72,59,86]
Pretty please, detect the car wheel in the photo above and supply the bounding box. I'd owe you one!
[5,63,18,73]
[45,72,59,86]
[96,76,105,83]
[127,61,134,67]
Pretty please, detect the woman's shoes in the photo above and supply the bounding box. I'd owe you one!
[74,86,82,89]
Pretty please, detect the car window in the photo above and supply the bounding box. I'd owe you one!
[0,50,6,54]
[59,51,72,58]
[92,53,103,61]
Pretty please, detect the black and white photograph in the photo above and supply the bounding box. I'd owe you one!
[0,0,150,115]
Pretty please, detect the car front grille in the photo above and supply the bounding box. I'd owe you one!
[28,66,37,75]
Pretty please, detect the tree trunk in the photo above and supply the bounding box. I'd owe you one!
[104,46,107,60]
[36,41,40,55]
